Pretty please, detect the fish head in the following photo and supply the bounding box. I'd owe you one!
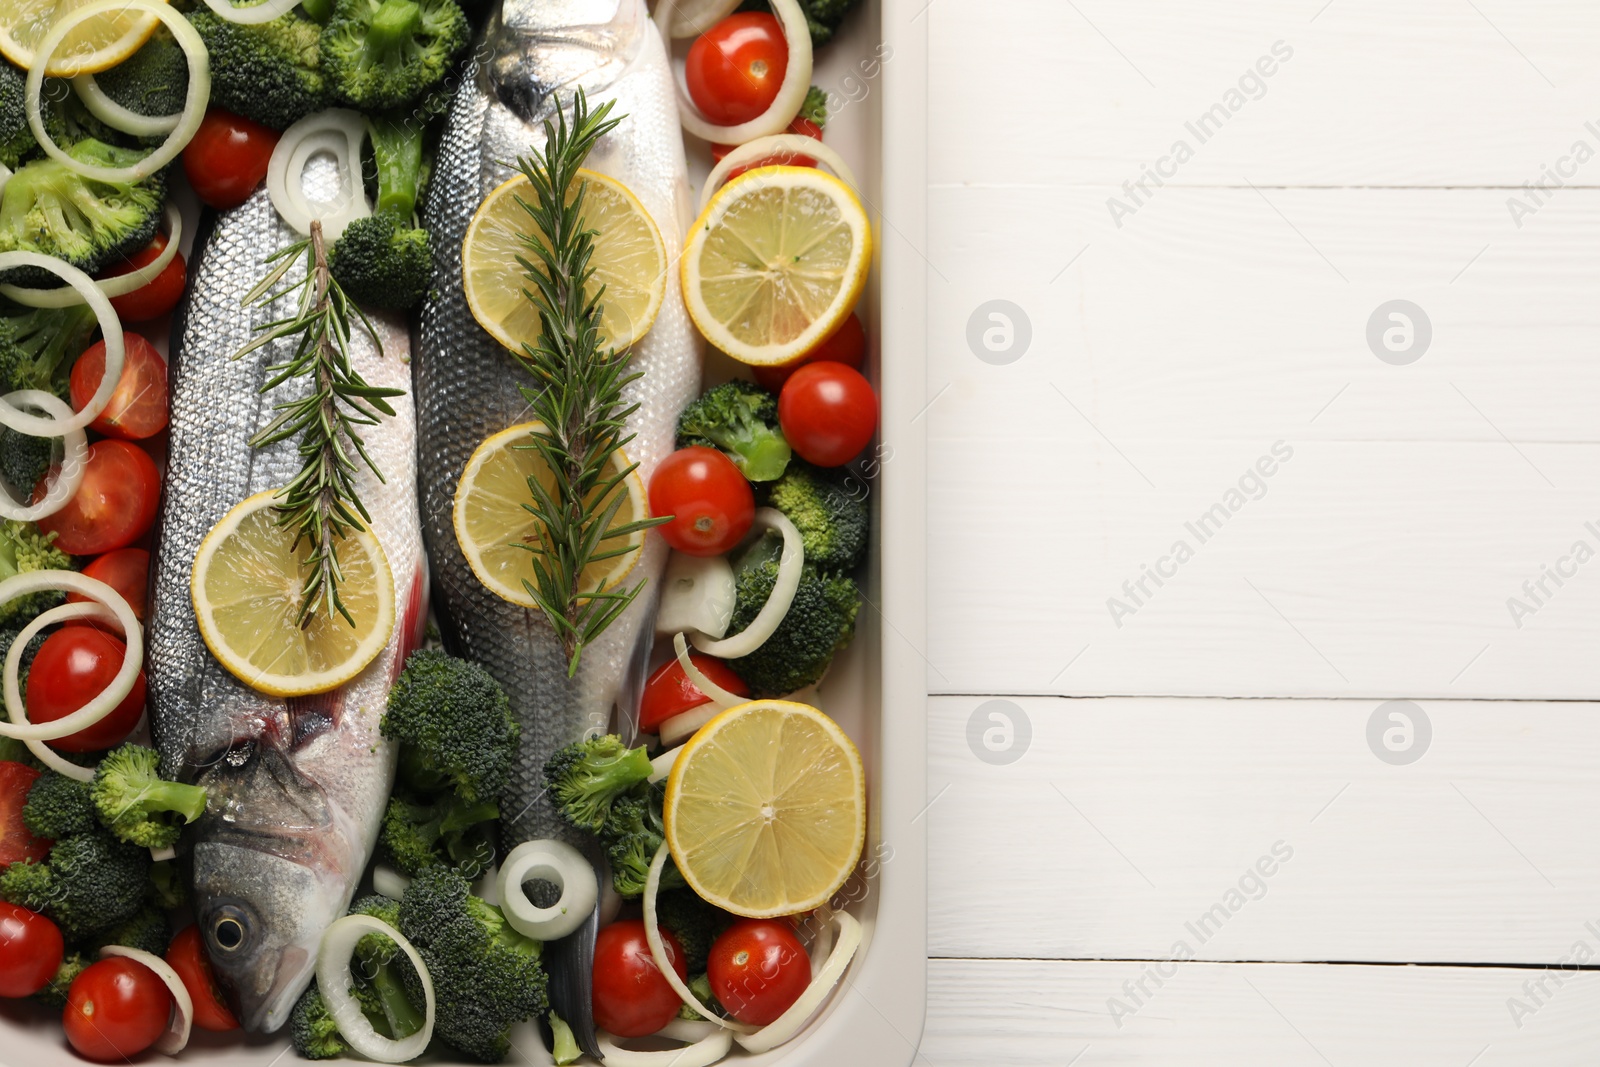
[483,0,648,122]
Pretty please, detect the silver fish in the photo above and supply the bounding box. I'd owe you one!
[147,188,428,1033]
[415,0,699,1050]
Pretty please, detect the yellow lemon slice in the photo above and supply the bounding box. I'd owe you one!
[191,491,395,698]
[453,422,647,609]
[681,166,872,367]
[664,700,866,918]
[462,169,667,355]
[0,0,164,77]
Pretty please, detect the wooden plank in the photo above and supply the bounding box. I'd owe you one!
[925,696,1600,963]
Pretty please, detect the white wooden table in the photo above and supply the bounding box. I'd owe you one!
[910,1,1600,1061]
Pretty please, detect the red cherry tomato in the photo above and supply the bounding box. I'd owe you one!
[753,312,866,392]
[712,116,823,181]
[36,440,162,555]
[686,13,789,126]
[708,919,811,1026]
[99,233,187,323]
[639,654,750,733]
[165,925,239,1031]
[0,761,49,866]
[69,333,169,441]
[68,548,151,623]
[183,108,280,210]
[778,362,878,468]
[592,920,687,1038]
[63,957,173,1062]
[26,626,147,753]
[649,446,755,557]
[0,901,63,998]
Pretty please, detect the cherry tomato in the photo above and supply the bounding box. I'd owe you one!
[99,233,187,323]
[778,362,878,468]
[165,925,239,1031]
[686,13,789,126]
[36,439,161,555]
[69,333,169,440]
[712,116,823,181]
[753,312,866,392]
[68,548,151,623]
[0,761,49,866]
[708,919,811,1026]
[639,654,750,733]
[649,446,754,557]
[0,901,63,998]
[592,920,687,1038]
[183,108,280,210]
[63,957,173,1062]
[26,626,147,753]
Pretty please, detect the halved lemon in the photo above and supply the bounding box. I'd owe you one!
[681,166,872,367]
[453,422,647,609]
[0,0,164,77]
[462,169,667,355]
[664,700,866,918]
[191,491,395,698]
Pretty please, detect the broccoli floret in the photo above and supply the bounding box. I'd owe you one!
[188,10,328,130]
[725,532,859,696]
[676,380,791,482]
[0,521,72,628]
[330,115,434,310]
[0,63,29,171]
[800,85,829,126]
[348,895,426,1040]
[38,78,125,151]
[95,903,170,955]
[90,743,209,849]
[0,426,55,499]
[291,982,351,1060]
[35,950,88,1008]
[678,973,725,1020]
[94,29,189,122]
[382,650,518,803]
[23,770,96,839]
[0,299,98,400]
[0,140,166,283]
[397,865,548,1063]
[655,889,731,974]
[738,0,861,46]
[0,627,45,702]
[765,461,868,570]
[379,786,499,877]
[600,780,684,899]
[542,736,653,835]
[0,831,149,941]
[321,0,469,112]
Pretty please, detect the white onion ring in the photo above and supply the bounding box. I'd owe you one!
[0,254,125,439]
[99,946,194,1054]
[316,915,435,1064]
[0,204,182,307]
[0,391,88,523]
[495,839,597,942]
[200,0,304,25]
[266,110,372,240]
[648,746,681,783]
[698,135,860,214]
[642,842,757,1033]
[24,0,210,182]
[672,633,745,709]
[15,601,118,780]
[734,910,861,1053]
[656,0,813,144]
[71,74,180,138]
[1,572,141,742]
[659,704,722,749]
[691,509,803,660]
[657,0,743,38]
[656,552,735,639]
[372,865,411,900]
[597,1020,734,1067]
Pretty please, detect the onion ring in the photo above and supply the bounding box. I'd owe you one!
[266,110,372,240]
[643,842,757,1033]
[71,74,180,138]
[199,0,304,25]
[0,392,87,523]
[0,204,182,307]
[0,253,125,439]
[672,633,745,708]
[495,839,598,941]
[698,135,861,214]
[24,0,211,183]
[691,509,803,660]
[99,946,195,1054]
[597,1020,734,1066]
[656,0,813,145]
[659,703,722,749]
[317,915,435,1063]
[734,909,861,1053]
[14,601,119,780]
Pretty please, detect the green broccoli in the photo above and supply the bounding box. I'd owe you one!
[676,379,792,482]
[800,85,829,126]
[321,0,469,112]
[90,743,209,849]
[738,0,861,46]
[0,62,29,171]
[725,531,859,696]
[330,114,434,310]
[0,831,150,941]
[0,299,99,400]
[187,10,328,130]
[655,888,731,974]
[0,426,55,499]
[382,650,518,804]
[38,77,124,151]
[547,1011,581,1066]
[35,950,88,1008]
[348,894,426,1040]
[764,461,868,570]
[543,735,654,835]
[95,903,170,955]
[0,141,166,283]
[23,769,96,839]
[397,864,548,1063]
[599,780,683,898]
[0,627,45,701]
[0,521,73,628]
[379,786,499,877]
[291,981,351,1060]
[678,973,725,1021]
[94,29,189,122]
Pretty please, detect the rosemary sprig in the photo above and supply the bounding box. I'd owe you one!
[509,89,669,676]
[235,220,406,627]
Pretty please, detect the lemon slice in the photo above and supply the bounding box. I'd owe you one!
[453,422,647,609]
[0,0,163,76]
[191,491,395,698]
[681,165,872,367]
[463,169,667,355]
[664,700,866,918]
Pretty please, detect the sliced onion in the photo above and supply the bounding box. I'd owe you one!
[72,74,180,138]
[15,601,118,780]
[0,204,182,307]
[656,0,743,38]
[659,705,720,749]
[267,109,372,240]
[656,552,735,639]
[496,839,597,942]
[735,909,861,1053]
[100,945,194,1054]
[596,1020,734,1067]
[0,392,87,523]
[199,0,303,24]
[691,509,803,660]
[648,746,681,783]
[0,254,123,438]
[698,135,861,214]
[24,0,210,182]
[316,914,435,1064]
[373,865,412,900]
[656,0,813,145]
[642,842,757,1033]
[672,633,745,709]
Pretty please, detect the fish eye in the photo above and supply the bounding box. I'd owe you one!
[211,906,250,952]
